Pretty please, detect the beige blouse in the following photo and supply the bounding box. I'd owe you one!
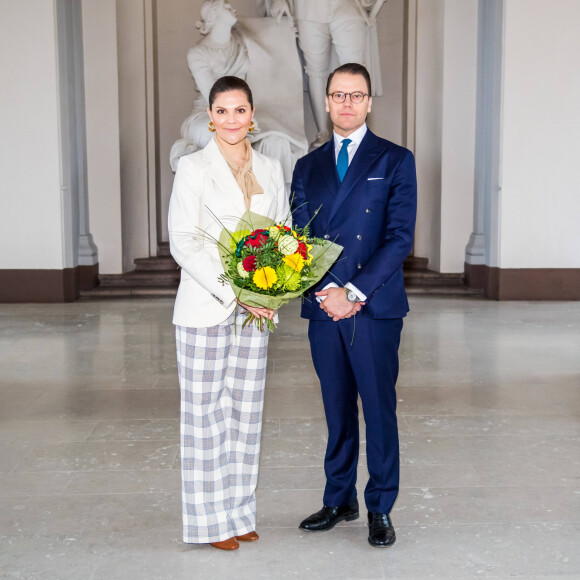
[215,136,264,209]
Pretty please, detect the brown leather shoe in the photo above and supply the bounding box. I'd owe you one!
[235,531,259,542]
[209,537,239,551]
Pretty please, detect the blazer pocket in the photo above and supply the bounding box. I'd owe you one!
[367,177,385,181]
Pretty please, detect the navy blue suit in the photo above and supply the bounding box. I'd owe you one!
[291,129,417,513]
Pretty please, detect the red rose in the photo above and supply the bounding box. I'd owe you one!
[297,241,308,260]
[245,229,269,248]
[242,255,258,272]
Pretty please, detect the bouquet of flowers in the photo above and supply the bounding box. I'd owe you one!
[217,210,343,331]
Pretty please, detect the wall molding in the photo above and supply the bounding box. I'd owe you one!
[465,264,580,300]
[0,266,98,303]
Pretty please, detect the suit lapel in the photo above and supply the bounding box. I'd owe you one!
[316,140,340,197]
[327,131,381,225]
[309,141,339,230]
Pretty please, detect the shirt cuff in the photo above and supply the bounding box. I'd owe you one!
[315,282,366,302]
[345,282,367,302]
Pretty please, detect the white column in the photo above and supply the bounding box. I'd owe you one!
[465,0,504,269]
[439,0,477,273]
[116,0,157,271]
[414,0,478,273]
[82,0,123,274]
[413,0,444,270]
[59,0,99,268]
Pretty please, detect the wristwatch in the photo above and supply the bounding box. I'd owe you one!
[345,288,359,303]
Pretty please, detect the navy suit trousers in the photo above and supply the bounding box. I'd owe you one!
[308,316,403,514]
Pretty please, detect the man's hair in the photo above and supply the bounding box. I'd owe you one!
[326,63,372,96]
[209,76,254,109]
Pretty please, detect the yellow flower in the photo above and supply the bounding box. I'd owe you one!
[230,229,250,251]
[282,252,305,272]
[276,264,302,291]
[305,242,313,265]
[253,266,278,290]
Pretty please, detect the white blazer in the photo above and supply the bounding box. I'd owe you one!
[169,139,290,328]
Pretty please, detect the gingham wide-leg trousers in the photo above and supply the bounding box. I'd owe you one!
[175,311,269,543]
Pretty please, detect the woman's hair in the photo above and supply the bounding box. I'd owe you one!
[326,62,372,96]
[196,0,230,35]
[208,76,254,109]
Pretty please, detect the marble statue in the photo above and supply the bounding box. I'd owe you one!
[260,0,386,149]
[170,0,307,185]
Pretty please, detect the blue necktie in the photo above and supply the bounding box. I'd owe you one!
[337,138,352,182]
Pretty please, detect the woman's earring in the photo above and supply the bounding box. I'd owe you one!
[208,121,216,132]
[249,121,255,132]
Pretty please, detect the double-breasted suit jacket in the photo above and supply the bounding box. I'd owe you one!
[169,138,289,328]
[291,129,417,320]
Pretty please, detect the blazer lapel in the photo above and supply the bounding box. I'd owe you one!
[327,131,381,225]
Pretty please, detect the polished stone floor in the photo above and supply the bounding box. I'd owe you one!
[0,297,578,579]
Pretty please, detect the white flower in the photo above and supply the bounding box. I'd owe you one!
[278,235,299,256]
[237,261,249,278]
[269,226,282,240]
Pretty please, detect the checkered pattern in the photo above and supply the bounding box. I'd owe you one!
[175,311,269,543]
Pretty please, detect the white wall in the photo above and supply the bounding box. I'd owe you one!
[0,0,65,270]
[82,0,123,274]
[499,0,580,268]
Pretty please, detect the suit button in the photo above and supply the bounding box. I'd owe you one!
[324,234,330,239]
[366,208,371,213]
[357,263,362,269]
[356,235,362,240]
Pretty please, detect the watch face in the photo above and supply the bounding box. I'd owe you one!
[347,290,357,302]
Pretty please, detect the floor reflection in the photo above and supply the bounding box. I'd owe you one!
[0,297,578,578]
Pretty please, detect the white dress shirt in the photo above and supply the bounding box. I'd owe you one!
[318,124,369,304]
[333,123,368,165]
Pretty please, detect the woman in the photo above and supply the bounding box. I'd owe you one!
[169,76,289,551]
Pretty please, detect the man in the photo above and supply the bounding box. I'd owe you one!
[261,0,384,149]
[290,63,416,547]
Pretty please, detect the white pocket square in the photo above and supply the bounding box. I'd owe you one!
[367,177,384,181]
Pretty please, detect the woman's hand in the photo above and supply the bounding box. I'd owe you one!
[236,299,275,320]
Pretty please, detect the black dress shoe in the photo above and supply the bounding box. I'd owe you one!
[368,512,396,548]
[299,501,359,532]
